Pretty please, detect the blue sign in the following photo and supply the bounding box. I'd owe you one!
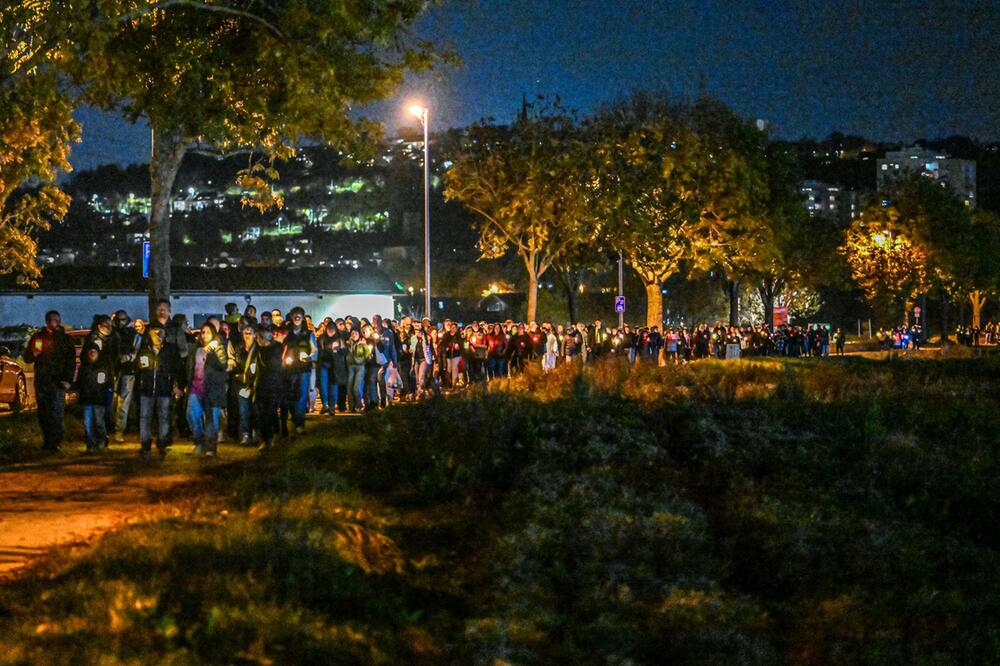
[141,241,151,278]
[614,295,625,313]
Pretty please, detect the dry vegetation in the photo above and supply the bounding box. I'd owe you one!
[1,354,998,664]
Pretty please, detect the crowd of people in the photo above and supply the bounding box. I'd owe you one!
[874,325,925,350]
[22,302,846,456]
[955,322,998,347]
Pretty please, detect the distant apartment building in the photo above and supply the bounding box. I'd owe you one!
[801,180,859,224]
[877,147,976,207]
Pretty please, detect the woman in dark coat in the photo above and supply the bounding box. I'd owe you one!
[186,323,228,456]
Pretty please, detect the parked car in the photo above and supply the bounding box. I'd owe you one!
[0,346,28,412]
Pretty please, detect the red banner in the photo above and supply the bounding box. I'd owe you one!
[773,306,788,327]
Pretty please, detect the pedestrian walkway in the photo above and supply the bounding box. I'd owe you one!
[0,439,254,577]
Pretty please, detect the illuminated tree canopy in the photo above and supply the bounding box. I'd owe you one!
[444,101,593,322]
[4,0,439,310]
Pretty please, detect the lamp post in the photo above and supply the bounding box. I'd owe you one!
[409,104,431,320]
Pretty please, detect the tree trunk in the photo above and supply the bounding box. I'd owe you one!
[644,278,663,329]
[727,279,740,326]
[147,128,189,317]
[758,277,783,328]
[556,267,581,324]
[969,290,986,329]
[565,274,580,324]
[526,270,539,323]
[759,284,775,328]
[939,294,950,347]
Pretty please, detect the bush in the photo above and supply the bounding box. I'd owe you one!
[2,355,999,664]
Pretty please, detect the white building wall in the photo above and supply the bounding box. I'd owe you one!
[0,292,395,329]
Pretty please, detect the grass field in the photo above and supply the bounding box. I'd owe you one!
[1,355,998,664]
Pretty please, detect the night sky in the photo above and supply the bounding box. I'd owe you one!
[71,0,1000,171]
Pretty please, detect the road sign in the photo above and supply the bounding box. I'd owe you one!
[141,241,151,278]
[614,295,625,313]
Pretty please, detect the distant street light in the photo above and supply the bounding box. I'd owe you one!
[409,104,431,319]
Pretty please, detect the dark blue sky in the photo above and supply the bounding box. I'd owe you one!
[71,0,1000,171]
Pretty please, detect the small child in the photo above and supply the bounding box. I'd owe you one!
[77,345,110,452]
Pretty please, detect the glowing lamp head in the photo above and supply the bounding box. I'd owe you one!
[872,232,887,247]
[408,105,427,118]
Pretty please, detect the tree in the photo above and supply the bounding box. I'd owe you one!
[586,93,761,328]
[444,101,593,322]
[841,205,930,324]
[843,176,999,336]
[63,0,436,313]
[1,3,78,285]
[680,98,772,326]
[747,143,844,328]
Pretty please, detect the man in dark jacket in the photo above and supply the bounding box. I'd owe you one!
[136,323,183,458]
[23,310,76,451]
[317,319,350,414]
[253,328,285,450]
[85,314,119,435]
[282,307,317,434]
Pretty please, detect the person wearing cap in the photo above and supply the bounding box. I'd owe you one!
[136,322,184,458]
[282,306,317,434]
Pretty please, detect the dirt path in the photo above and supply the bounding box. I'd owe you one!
[0,439,254,577]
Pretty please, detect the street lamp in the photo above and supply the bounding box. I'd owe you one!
[409,104,431,320]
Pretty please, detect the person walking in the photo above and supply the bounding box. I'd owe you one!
[231,324,261,445]
[412,325,436,398]
[114,318,145,442]
[282,307,317,434]
[23,310,76,452]
[77,344,111,453]
[186,324,228,457]
[136,323,183,459]
[346,328,370,412]
[542,323,559,372]
[253,327,284,451]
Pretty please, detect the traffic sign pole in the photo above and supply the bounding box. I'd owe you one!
[617,250,624,328]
